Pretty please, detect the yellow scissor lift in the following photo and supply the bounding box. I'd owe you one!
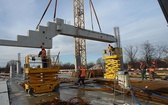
[102,48,122,79]
[103,48,128,104]
[24,53,60,95]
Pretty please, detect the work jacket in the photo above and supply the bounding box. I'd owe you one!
[80,69,86,77]
[108,46,113,51]
[149,68,155,72]
[41,49,46,59]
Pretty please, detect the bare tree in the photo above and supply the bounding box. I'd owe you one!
[60,62,74,69]
[141,41,155,65]
[155,45,167,60]
[140,41,167,66]
[87,62,95,69]
[96,58,104,68]
[124,45,138,68]
[162,46,168,64]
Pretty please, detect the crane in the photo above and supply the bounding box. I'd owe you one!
[73,0,86,71]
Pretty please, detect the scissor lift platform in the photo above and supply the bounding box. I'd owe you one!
[24,54,60,94]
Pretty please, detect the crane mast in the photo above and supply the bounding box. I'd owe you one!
[73,0,87,71]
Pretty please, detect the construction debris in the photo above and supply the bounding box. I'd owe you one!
[93,78,168,104]
[36,97,90,105]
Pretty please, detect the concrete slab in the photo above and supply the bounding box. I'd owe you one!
[7,75,162,105]
[0,80,10,105]
[0,81,8,92]
[0,93,10,105]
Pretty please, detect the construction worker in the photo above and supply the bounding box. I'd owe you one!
[38,47,47,68]
[108,44,114,55]
[149,66,155,80]
[140,61,148,81]
[77,66,86,87]
[149,61,156,80]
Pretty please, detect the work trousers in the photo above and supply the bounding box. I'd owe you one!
[42,58,47,68]
[149,72,155,80]
[141,71,147,80]
[77,76,85,86]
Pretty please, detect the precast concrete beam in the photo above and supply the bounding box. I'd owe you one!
[0,18,116,49]
[55,19,116,43]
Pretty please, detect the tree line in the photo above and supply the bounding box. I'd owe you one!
[124,41,168,69]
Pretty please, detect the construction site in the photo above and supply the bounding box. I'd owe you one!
[0,0,168,105]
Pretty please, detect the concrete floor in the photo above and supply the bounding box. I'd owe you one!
[0,79,10,105]
[5,74,164,105]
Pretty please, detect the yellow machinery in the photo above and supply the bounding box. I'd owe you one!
[102,48,122,79]
[24,53,60,95]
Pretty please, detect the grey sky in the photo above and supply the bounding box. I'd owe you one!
[0,0,167,67]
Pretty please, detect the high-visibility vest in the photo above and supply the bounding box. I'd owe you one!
[80,69,86,77]
[150,68,155,72]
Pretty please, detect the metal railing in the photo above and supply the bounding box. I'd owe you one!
[25,54,60,69]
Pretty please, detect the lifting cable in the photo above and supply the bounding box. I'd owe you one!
[89,0,102,33]
[89,0,94,31]
[36,0,53,29]
[53,0,58,21]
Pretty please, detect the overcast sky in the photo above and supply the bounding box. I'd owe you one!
[0,0,168,67]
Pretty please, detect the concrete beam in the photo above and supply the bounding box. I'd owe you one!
[0,18,116,49]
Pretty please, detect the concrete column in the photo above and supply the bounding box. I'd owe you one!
[16,61,21,74]
[22,70,26,80]
[10,65,14,78]
[16,53,21,74]
[114,27,124,70]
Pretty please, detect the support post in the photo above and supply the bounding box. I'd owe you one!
[16,53,21,74]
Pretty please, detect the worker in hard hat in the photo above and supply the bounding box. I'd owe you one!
[38,47,47,68]
[77,66,86,87]
[108,44,114,56]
